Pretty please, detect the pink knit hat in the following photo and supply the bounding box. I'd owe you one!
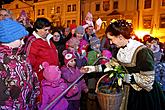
[42,62,61,82]
[101,50,112,64]
[63,50,76,67]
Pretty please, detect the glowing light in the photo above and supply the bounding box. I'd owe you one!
[134,30,151,39]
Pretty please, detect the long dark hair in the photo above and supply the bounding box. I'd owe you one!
[105,20,133,39]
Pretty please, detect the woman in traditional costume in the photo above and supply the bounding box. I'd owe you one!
[82,20,165,110]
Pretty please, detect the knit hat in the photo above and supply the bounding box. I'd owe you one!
[75,26,85,35]
[90,37,100,48]
[42,62,61,82]
[66,37,80,48]
[101,50,112,64]
[70,24,77,31]
[102,50,112,59]
[63,50,76,67]
[0,18,28,43]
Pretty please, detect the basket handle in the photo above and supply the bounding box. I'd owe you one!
[95,74,108,93]
[95,57,129,93]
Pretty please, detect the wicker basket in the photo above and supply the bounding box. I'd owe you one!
[95,74,123,110]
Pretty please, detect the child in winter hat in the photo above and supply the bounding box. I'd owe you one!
[87,37,108,65]
[63,50,77,67]
[101,50,112,64]
[0,18,28,43]
[66,37,80,52]
[61,50,88,110]
[66,37,88,68]
[90,37,101,51]
[40,61,78,110]
[75,26,85,36]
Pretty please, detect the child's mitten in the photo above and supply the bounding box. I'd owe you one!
[66,84,79,97]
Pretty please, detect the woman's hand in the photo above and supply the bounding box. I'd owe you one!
[80,66,96,73]
[80,66,90,73]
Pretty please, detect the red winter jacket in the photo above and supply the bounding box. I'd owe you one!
[27,35,59,81]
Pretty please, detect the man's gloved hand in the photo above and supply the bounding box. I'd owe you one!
[123,74,132,83]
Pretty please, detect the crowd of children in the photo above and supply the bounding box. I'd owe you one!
[0,8,165,110]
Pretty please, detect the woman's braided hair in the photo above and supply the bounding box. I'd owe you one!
[105,19,133,39]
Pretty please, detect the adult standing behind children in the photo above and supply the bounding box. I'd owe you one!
[26,17,59,82]
[0,18,40,109]
[0,8,12,21]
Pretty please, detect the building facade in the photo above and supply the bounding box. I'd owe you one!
[34,0,80,27]
[82,0,165,42]
[2,0,165,42]
[2,0,34,20]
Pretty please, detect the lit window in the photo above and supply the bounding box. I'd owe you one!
[16,4,18,9]
[42,9,44,15]
[144,0,152,9]
[57,7,60,13]
[113,1,118,9]
[67,20,71,27]
[72,4,76,11]
[72,20,76,24]
[143,16,152,29]
[67,5,71,12]
[38,9,40,15]
[51,7,55,14]
[96,4,100,11]
[103,1,110,11]
[162,0,165,6]
[160,15,165,28]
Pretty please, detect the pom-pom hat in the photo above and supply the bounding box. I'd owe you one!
[0,18,28,43]
[66,37,80,49]
[75,26,85,35]
[63,50,76,67]
[42,62,61,82]
[90,37,100,49]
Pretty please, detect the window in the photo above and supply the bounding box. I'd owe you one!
[160,15,165,28]
[103,1,110,11]
[42,9,44,15]
[56,21,60,27]
[143,16,152,29]
[67,5,71,12]
[72,4,76,11]
[57,7,60,13]
[162,0,165,6]
[16,4,18,9]
[144,0,152,9]
[96,4,100,11]
[51,7,55,14]
[113,1,118,9]
[38,9,40,15]
[67,20,71,27]
[72,20,76,24]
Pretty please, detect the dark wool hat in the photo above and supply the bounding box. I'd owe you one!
[0,18,28,43]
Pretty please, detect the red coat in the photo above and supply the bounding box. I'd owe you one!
[28,36,59,81]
